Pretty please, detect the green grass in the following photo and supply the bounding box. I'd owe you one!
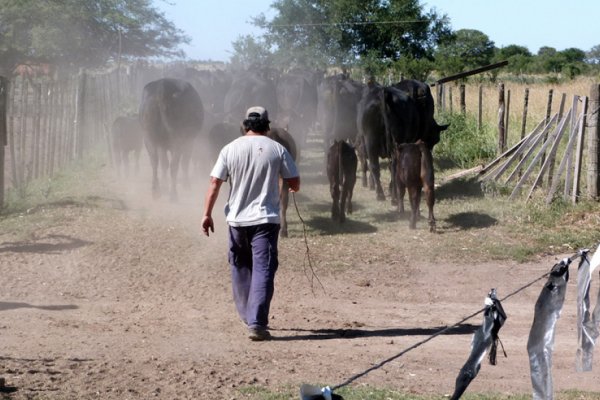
[434,112,497,169]
[0,149,120,240]
[235,384,600,400]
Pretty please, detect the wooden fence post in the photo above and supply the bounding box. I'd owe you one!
[498,83,506,154]
[505,89,511,151]
[436,84,443,113]
[32,83,41,180]
[478,85,483,131]
[75,70,87,159]
[572,96,588,203]
[0,77,7,207]
[460,84,466,114]
[521,88,529,140]
[588,84,600,200]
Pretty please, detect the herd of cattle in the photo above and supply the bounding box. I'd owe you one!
[110,68,449,233]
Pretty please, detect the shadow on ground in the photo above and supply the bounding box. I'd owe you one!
[437,176,485,200]
[445,212,498,230]
[272,323,479,341]
[0,234,92,254]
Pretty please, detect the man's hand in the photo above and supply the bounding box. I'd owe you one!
[202,216,214,236]
[286,176,300,193]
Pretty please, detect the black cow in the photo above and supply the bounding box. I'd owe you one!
[111,115,143,177]
[139,78,204,201]
[317,74,363,153]
[327,140,358,223]
[393,79,448,148]
[357,81,448,202]
[393,141,436,232]
[223,69,278,124]
[267,126,298,238]
[206,121,242,163]
[276,69,319,149]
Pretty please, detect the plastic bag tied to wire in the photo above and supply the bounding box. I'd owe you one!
[576,248,600,371]
[299,384,344,400]
[527,257,570,400]
[450,289,507,400]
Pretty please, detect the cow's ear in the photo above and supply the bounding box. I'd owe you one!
[439,123,450,132]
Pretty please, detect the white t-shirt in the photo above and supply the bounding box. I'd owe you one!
[210,135,299,227]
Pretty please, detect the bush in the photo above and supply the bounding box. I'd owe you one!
[433,112,497,168]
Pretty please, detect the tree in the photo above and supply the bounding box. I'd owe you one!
[494,45,533,74]
[245,0,452,71]
[434,29,495,77]
[526,46,588,78]
[586,44,600,64]
[0,0,189,75]
[229,35,274,69]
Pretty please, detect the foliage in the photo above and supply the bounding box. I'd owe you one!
[229,0,600,81]
[434,29,495,77]
[586,44,600,64]
[0,0,189,74]
[229,35,275,69]
[433,111,497,168]
[241,0,452,70]
[493,45,533,75]
[390,54,434,81]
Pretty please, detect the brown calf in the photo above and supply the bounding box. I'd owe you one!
[327,140,358,223]
[393,140,436,232]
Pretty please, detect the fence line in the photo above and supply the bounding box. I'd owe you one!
[438,80,600,202]
[0,64,162,206]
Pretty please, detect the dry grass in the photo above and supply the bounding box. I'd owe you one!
[442,75,596,145]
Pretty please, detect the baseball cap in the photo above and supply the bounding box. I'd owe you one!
[245,106,270,123]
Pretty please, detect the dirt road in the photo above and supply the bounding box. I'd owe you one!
[1,159,599,399]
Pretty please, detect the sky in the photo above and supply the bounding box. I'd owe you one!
[156,0,600,62]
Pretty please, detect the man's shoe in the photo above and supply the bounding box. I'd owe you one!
[248,327,272,341]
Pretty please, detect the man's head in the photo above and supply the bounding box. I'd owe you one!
[243,106,270,133]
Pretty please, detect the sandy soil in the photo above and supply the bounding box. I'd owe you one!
[1,154,600,400]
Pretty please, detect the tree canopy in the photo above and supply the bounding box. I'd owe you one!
[0,0,189,75]
[237,0,452,73]
[230,0,600,81]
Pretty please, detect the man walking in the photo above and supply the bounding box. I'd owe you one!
[202,106,300,341]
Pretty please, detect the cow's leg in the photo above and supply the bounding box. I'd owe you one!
[123,151,130,177]
[134,149,141,175]
[114,149,123,177]
[280,180,289,238]
[330,180,340,221]
[354,136,369,188]
[339,180,347,224]
[396,180,406,214]
[389,159,398,206]
[420,144,436,232]
[368,157,385,201]
[159,148,169,182]
[408,187,420,229]
[181,143,193,190]
[169,150,181,202]
[424,183,435,233]
[145,142,160,199]
[345,169,357,215]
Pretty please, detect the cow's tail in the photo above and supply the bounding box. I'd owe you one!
[379,87,393,157]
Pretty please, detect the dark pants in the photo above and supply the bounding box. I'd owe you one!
[228,223,279,329]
